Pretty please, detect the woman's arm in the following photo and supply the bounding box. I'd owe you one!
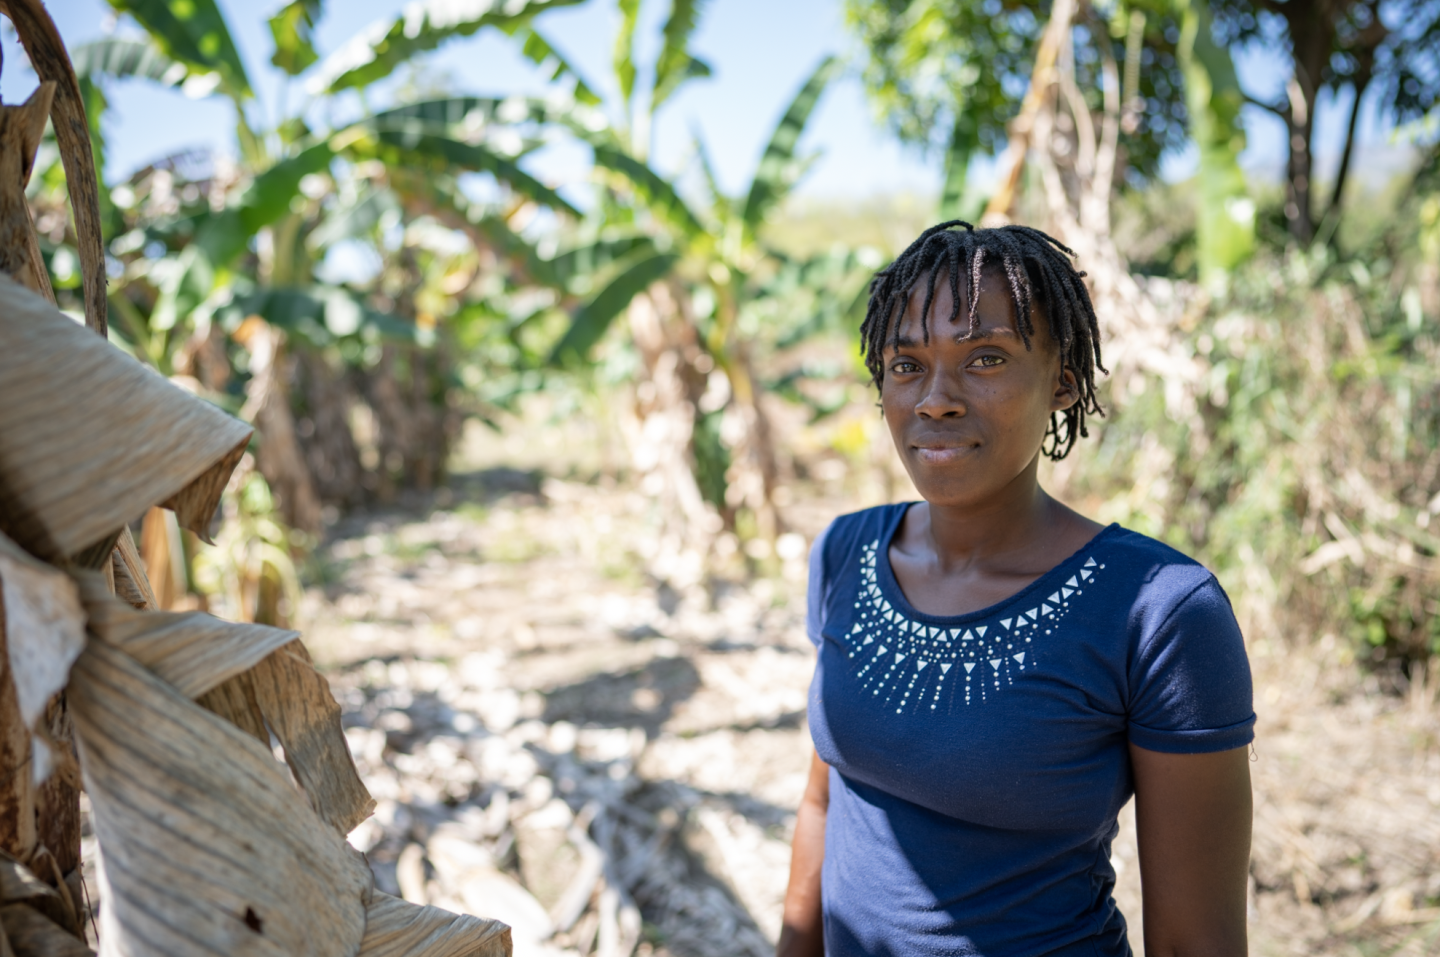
[776,750,831,957]
[1130,743,1252,957]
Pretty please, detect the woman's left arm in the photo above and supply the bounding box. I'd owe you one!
[1129,743,1252,957]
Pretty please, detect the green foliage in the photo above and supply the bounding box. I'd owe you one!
[847,0,1190,189]
[311,0,586,94]
[550,251,680,363]
[1064,241,1440,669]
[108,0,252,98]
[653,0,713,112]
[514,28,603,105]
[268,0,322,76]
[1177,0,1252,282]
[742,57,840,230]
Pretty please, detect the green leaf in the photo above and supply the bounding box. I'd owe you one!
[370,95,566,129]
[194,141,337,267]
[106,0,251,98]
[742,55,838,229]
[312,0,585,95]
[614,0,641,107]
[72,36,182,84]
[652,0,711,112]
[591,144,706,241]
[550,251,678,363]
[306,180,400,250]
[937,112,983,222]
[515,28,601,105]
[367,127,579,217]
[547,234,657,289]
[225,286,427,348]
[269,0,322,76]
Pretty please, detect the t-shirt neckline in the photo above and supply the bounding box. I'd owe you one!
[873,503,1121,625]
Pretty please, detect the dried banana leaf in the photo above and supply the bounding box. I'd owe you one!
[358,891,510,957]
[110,528,156,611]
[0,0,108,335]
[0,855,56,906]
[0,83,57,302]
[70,639,369,957]
[0,532,85,732]
[0,904,92,957]
[79,576,297,699]
[0,275,252,562]
[248,641,376,835]
[196,673,270,745]
[0,854,75,941]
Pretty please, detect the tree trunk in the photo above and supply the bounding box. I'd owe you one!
[622,285,718,586]
[1280,4,1333,243]
[240,322,322,534]
[296,350,365,509]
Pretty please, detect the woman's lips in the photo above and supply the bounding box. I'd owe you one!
[912,442,978,464]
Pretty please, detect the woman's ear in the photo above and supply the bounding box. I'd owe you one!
[1051,365,1080,412]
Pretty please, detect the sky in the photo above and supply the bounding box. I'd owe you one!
[11,0,1414,206]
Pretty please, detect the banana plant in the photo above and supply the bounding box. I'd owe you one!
[470,1,867,546]
[55,0,589,618]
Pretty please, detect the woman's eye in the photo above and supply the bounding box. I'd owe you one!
[972,355,1005,368]
[891,360,920,374]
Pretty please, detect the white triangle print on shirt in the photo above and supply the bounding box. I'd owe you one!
[842,538,1103,710]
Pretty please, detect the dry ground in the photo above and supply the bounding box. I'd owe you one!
[298,425,1440,957]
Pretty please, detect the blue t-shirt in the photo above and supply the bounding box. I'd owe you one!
[806,504,1255,957]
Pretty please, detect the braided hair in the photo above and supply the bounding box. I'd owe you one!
[859,220,1107,460]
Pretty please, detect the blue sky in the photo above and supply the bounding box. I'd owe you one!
[15,0,1409,203]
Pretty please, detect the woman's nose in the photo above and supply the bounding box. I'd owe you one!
[915,373,966,418]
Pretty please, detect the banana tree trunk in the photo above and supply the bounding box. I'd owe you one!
[296,350,365,509]
[240,322,322,534]
[622,285,717,584]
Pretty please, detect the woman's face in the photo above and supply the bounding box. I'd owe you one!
[880,269,1078,510]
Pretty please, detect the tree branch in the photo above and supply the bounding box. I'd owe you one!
[1323,73,1371,231]
[1242,92,1289,119]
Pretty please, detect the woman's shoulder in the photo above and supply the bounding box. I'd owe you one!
[816,502,909,554]
[1093,525,1237,632]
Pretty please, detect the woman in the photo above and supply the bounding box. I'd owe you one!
[778,222,1254,957]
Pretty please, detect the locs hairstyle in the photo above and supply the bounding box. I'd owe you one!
[860,220,1107,460]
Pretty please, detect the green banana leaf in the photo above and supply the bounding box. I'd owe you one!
[1179,0,1254,282]
[550,250,679,363]
[591,144,707,241]
[269,0,322,76]
[515,28,602,106]
[312,0,585,94]
[368,127,579,217]
[652,0,713,112]
[222,285,429,348]
[741,56,839,230]
[614,0,642,107]
[72,36,181,84]
[106,0,251,98]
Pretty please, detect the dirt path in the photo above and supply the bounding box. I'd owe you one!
[301,467,1440,957]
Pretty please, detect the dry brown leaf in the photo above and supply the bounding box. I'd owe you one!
[248,641,376,835]
[0,533,85,733]
[79,575,297,700]
[0,904,92,957]
[0,274,252,562]
[0,82,57,302]
[0,855,56,906]
[0,0,108,336]
[70,638,369,957]
[358,891,510,957]
[196,672,270,745]
[110,527,156,611]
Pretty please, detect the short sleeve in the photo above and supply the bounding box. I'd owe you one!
[1127,577,1255,754]
[806,522,833,649]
